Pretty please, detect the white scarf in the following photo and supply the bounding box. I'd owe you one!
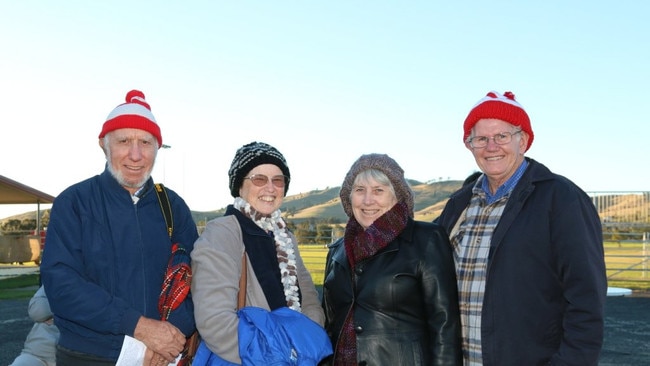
[234,197,301,312]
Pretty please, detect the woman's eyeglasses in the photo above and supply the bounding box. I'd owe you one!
[244,174,289,188]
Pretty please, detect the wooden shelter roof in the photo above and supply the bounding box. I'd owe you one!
[0,175,55,205]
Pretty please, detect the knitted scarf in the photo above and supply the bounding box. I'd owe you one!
[234,197,301,312]
[335,201,409,364]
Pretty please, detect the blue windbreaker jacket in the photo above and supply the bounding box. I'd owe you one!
[41,168,198,360]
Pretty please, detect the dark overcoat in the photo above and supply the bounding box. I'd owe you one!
[437,158,606,366]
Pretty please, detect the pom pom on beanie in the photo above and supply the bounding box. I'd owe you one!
[463,91,534,151]
[99,90,163,147]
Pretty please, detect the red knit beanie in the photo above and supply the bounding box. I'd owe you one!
[463,91,533,151]
[98,90,163,147]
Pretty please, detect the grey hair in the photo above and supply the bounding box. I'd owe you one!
[351,169,397,199]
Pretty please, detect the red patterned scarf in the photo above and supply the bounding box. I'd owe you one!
[335,202,409,364]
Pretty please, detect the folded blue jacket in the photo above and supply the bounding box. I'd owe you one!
[193,306,332,366]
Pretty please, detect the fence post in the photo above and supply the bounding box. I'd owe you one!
[641,232,649,278]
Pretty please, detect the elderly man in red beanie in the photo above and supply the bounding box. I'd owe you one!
[41,90,198,366]
[436,91,606,365]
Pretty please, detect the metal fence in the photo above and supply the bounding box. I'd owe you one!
[301,240,650,285]
[604,240,649,282]
[587,191,649,282]
[588,191,650,224]
[205,191,650,283]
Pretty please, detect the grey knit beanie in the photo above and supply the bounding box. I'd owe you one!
[339,153,414,218]
[228,141,291,197]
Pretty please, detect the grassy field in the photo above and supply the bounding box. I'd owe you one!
[1,242,646,301]
[604,241,650,290]
[0,273,39,299]
[300,243,650,291]
[299,245,329,285]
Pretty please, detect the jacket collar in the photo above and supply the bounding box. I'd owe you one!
[99,166,155,201]
[329,217,414,269]
[225,204,270,237]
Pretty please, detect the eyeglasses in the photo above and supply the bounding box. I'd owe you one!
[467,130,522,148]
[244,174,289,188]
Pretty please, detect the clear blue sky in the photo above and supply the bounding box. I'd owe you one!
[1,1,648,218]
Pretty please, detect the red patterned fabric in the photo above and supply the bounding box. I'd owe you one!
[158,243,195,366]
[158,243,192,319]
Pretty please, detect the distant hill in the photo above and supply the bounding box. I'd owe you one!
[3,182,649,228]
[260,179,462,223]
[280,179,464,223]
[1,180,464,227]
[0,211,42,222]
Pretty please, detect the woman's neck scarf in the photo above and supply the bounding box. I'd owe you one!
[234,197,301,312]
[335,201,409,364]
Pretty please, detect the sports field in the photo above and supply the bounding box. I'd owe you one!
[604,241,650,289]
[301,242,650,291]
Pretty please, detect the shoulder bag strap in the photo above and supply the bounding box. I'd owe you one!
[154,183,173,238]
[238,254,247,309]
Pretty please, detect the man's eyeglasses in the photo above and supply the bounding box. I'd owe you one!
[244,174,289,188]
[467,130,522,149]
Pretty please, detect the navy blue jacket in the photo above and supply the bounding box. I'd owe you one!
[41,168,198,361]
[436,158,606,366]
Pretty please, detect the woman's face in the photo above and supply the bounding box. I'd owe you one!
[350,174,397,229]
[239,164,286,215]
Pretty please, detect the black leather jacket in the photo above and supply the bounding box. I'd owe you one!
[322,219,462,366]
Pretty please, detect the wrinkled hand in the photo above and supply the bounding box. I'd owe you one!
[134,316,185,363]
[144,348,174,366]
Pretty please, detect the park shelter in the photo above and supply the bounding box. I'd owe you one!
[0,174,55,225]
[0,174,55,203]
[0,175,55,263]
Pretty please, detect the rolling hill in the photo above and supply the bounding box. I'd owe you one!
[187,179,465,224]
[3,181,649,229]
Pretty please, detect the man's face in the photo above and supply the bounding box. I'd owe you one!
[465,118,528,189]
[99,128,158,195]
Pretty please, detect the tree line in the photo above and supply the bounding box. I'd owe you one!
[4,211,647,245]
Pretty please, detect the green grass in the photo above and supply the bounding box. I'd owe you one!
[2,243,647,300]
[299,245,328,285]
[603,241,650,290]
[0,273,40,300]
[301,244,650,291]
[608,280,650,292]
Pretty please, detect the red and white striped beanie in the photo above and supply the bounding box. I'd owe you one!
[99,90,163,147]
[463,91,534,151]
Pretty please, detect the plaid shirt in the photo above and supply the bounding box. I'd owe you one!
[450,191,507,365]
[449,162,527,365]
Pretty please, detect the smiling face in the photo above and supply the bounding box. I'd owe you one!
[239,163,285,215]
[465,118,528,192]
[350,170,398,230]
[99,128,158,195]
